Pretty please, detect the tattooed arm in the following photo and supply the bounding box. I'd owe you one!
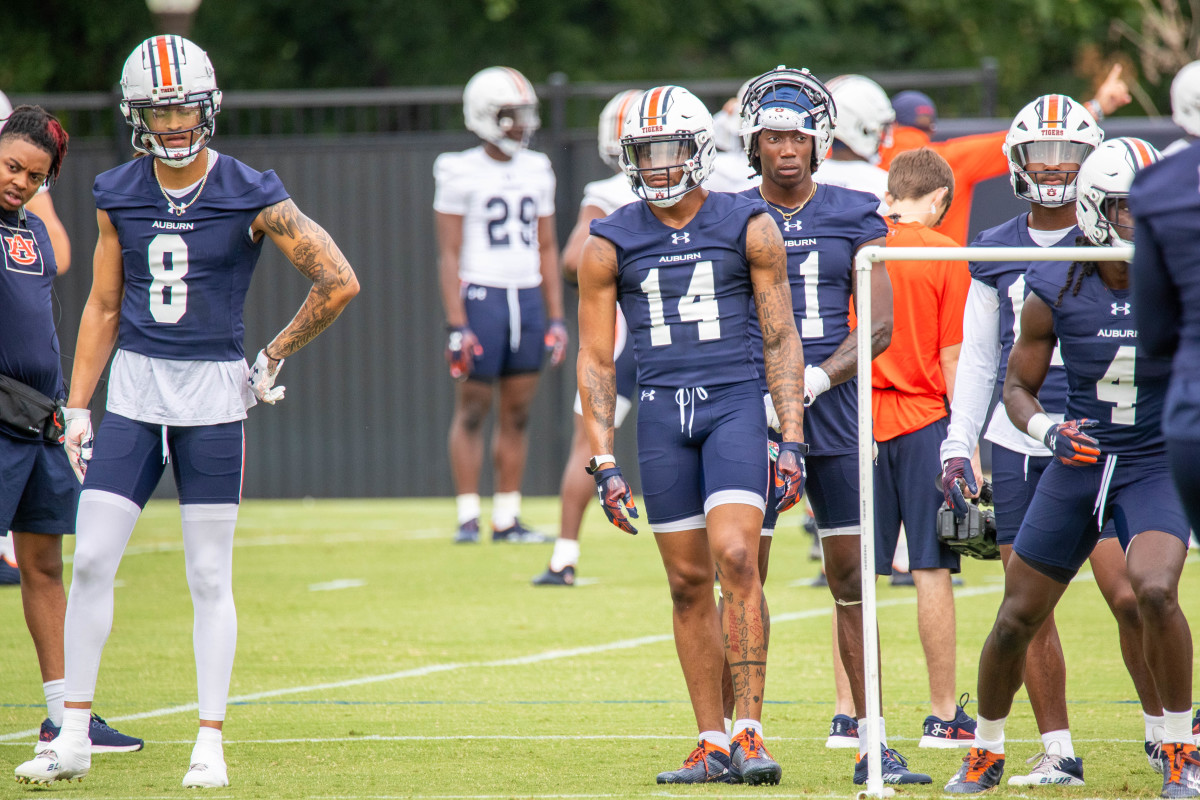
[818,237,892,386]
[253,199,361,366]
[576,234,620,462]
[747,213,805,442]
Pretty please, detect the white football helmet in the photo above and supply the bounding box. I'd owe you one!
[1004,94,1102,206]
[1076,137,1162,247]
[827,74,893,161]
[463,66,540,157]
[619,86,715,207]
[598,89,644,170]
[0,91,11,133]
[739,66,837,172]
[120,35,222,168]
[1171,60,1200,138]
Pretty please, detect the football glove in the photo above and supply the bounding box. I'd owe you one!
[592,465,639,535]
[62,408,92,484]
[763,393,781,433]
[1044,418,1101,466]
[804,364,830,407]
[544,319,569,368]
[774,441,808,514]
[941,456,978,521]
[446,326,482,381]
[249,349,286,405]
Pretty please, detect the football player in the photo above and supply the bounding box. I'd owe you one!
[947,136,1199,797]
[1164,61,1200,156]
[534,89,643,586]
[434,66,567,544]
[818,74,891,204]
[577,85,804,785]
[941,102,1165,786]
[14,36,360,788]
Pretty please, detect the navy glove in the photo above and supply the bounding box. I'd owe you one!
[774,441,808,514]
[593,466,639,534]
[1045,419,1101,466]
[941,456,978,521]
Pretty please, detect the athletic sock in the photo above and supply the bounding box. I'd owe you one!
[858,717,888,754]
[1145,712,1165,744]
[43,679,65,727]
[190,726,224,766]
[1041,729,1074,758]
[974,715,1007,754]
[731,718,763,740]
[492,491,520,529]
[698,730,730,753]
[455,494,480,526]
[61,707,90,747]
[549,538,580,571]
[1165,709,1194,745]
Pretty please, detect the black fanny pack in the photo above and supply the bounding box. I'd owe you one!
[0,373,64,443]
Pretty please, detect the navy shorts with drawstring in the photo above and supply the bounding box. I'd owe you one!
[635,381,768,530]
[462,283,546,382]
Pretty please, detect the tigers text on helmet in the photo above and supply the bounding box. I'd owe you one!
[619,86,715,208]
[739,65,836,173]
[598,89,644,171]
[1075,137,1161,247]
[463,67,540,158]
[827,74,893,161]
[120,35,222,168]
[1003,94,1102,206]
[1171,60,1200,138]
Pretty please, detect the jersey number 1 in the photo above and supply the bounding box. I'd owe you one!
[640,261,720,347]
[148,234,189,324]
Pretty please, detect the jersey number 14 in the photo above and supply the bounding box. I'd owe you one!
[640,261,720,347]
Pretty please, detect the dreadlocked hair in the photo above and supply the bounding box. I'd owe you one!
[1054,236,1099,308]
[0,105,68,187]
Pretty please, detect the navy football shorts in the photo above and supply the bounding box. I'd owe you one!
[1014,452,1191,582]
[84,413,245,507]
[991,445,1053,546]
[874,417,959,574]
[763,442,859,535]
[0,431,78,534]
[462,283,546,382]
[636,381,768,532]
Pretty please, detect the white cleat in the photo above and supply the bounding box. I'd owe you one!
[182,759,229,789]
[14,743,91,784]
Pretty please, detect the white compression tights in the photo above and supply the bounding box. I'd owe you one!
[64,491,239,721]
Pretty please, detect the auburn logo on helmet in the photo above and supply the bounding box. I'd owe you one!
[5,233,38,267]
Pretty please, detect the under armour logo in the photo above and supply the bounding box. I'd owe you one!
[783,220,803,233]
[670,232,690,245]
[1111,302,1131,315]
[640,390,655,402]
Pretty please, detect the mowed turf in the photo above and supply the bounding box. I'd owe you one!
[1,496,1197,798]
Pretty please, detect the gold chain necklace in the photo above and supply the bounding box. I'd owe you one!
[153,150,214,217]
[758,183,817,222]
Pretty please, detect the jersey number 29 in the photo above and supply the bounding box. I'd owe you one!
[148,234,189,324]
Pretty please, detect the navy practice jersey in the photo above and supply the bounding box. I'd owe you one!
[0,209,64,399]
[1027,261,1171,456]
[969,215,1070,413]
[590,191,767,388]
[93,153,290,361]
[741,183,886,454]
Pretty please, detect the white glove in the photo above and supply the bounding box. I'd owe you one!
[804,364,831,407]
[249,349,286,405]
[763,393,781,433]
[62,408,92,484]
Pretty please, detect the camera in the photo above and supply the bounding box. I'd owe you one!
[937,481,999,560]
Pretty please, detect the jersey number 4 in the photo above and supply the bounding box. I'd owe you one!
[1097,345,1138,425]
[640,261,720,347]
[148,234,189,324]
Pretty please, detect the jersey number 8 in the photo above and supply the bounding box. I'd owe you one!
[148,233,189,324]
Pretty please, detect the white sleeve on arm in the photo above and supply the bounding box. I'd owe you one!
[940,279,1002,463]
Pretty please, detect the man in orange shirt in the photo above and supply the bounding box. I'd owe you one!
[879,66,1132,246]
[872,149,975,745]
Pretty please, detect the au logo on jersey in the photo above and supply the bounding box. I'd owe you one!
[2,231,44,276]
[670,232,691,245]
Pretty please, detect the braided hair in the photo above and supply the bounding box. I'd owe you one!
[1054,236,1099,307]
[0,105,68,187]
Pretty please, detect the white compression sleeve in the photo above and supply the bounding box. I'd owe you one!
[941,279,1002,463]
[63,490,141,703]
[181,503,239,722]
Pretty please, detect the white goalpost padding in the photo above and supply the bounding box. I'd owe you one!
[851,244,1133,798]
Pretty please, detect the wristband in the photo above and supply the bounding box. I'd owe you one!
[1027,412,1055,444]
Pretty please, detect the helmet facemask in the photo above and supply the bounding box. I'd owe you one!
[622,135,704,207]
[740,68,836,174]
[125,96,220,168]
[492,104,540,157]
[1009,139,1093,205]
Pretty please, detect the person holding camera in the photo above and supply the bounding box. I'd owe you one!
[871,149,977,745]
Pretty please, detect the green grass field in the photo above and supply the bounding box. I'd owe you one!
[2,496,1197,798]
